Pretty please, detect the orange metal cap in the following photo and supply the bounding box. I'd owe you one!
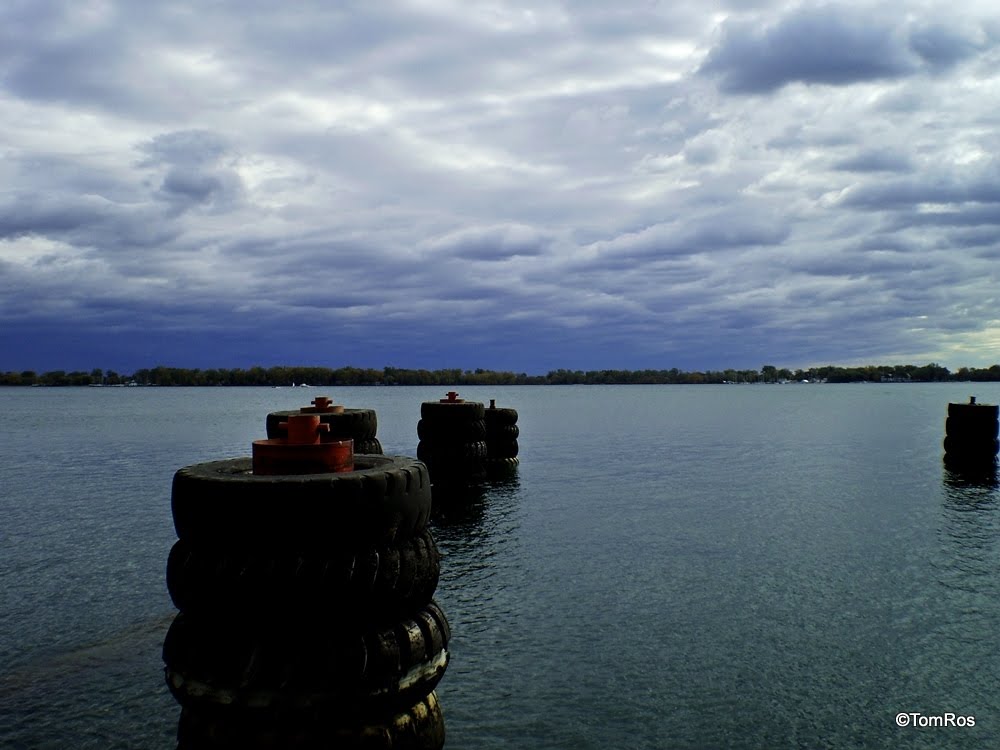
[300,396,345,414]
[277,414,330,445]
[252,438,354,475]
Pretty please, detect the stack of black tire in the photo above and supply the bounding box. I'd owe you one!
[416,399,487,489]
[266,407,383,454]
[164,454,449,749]
[484,402,519,475]
[944,397,999,472]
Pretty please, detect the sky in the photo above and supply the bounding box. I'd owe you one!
[3,0,1000,375]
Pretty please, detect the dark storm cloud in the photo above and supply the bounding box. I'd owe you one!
[908,22,985,68]
[840,165,1000,210]
[3,0,1000,373]
[576,212,790,270]
[0,193,177,248]
[0,194,100,238]
[699,7,914,93]
[832,150,913,174]
[135,131,247,212]
[700,5,992,95]
[159,170,226,203]
[0,6,128,107]
[138,131,232,168]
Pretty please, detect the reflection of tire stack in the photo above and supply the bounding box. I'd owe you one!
[944,397,999,471]
[163,454,449,749]
[417,392,487,489]
[267,397,383,455]
[484,399,519,475]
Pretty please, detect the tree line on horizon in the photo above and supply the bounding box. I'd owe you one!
[3,362,1000,387]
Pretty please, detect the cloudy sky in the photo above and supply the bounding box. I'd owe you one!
[3,0,1000,374]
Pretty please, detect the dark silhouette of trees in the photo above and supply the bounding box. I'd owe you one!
[10,361,1000,387]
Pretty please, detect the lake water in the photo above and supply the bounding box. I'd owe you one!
[2,383,999,749]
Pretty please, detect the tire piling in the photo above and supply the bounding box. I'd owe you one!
[944,396,999,472]
[267,396,383,455]
[165,417,448,748]
[417,392,487,491]
[484,399,519,475]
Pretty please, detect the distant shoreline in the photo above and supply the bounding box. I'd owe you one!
[4,362,998,387]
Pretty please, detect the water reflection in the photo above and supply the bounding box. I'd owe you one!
[428,470,523,605]
[943,447,998,483]
[933,463,1000,681]
[429,482,490,527]
[943,462,999,491]
[940,464,998,554]
[430,468,521,529]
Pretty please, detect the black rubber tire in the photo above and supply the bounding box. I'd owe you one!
[483,458,519,482]
[167,531,440,618]
[417,419,487,442]
[485,424,519,440]
[420,401,485,423]
[266,409,378,441]
[172,456,431,550]
[176,691,445,749]
[485,457,520,470]
[484,407,518,427]
[486,440,518,459]
[943,435,1000,455]
[417,441,488,462]
[354,437,384,455]
[944,453,998,476]
[945,416,999,439]
[948,402,999,419]
[164,602,450,717]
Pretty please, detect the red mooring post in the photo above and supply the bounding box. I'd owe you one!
[254,405,353,475]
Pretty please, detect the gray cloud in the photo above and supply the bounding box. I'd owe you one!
[3,0,1000,373]
[832,150,913,174]
[909,22,985,68]
[699,7,915,93]
[699,5,995,95]
[139,131,232,168]
[421,225,551,261]
[840,162,1000,210]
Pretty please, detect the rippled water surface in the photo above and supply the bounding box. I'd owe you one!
[2,383,1000,748]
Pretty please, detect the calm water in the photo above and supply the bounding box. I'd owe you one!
[2,383,1000,748]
